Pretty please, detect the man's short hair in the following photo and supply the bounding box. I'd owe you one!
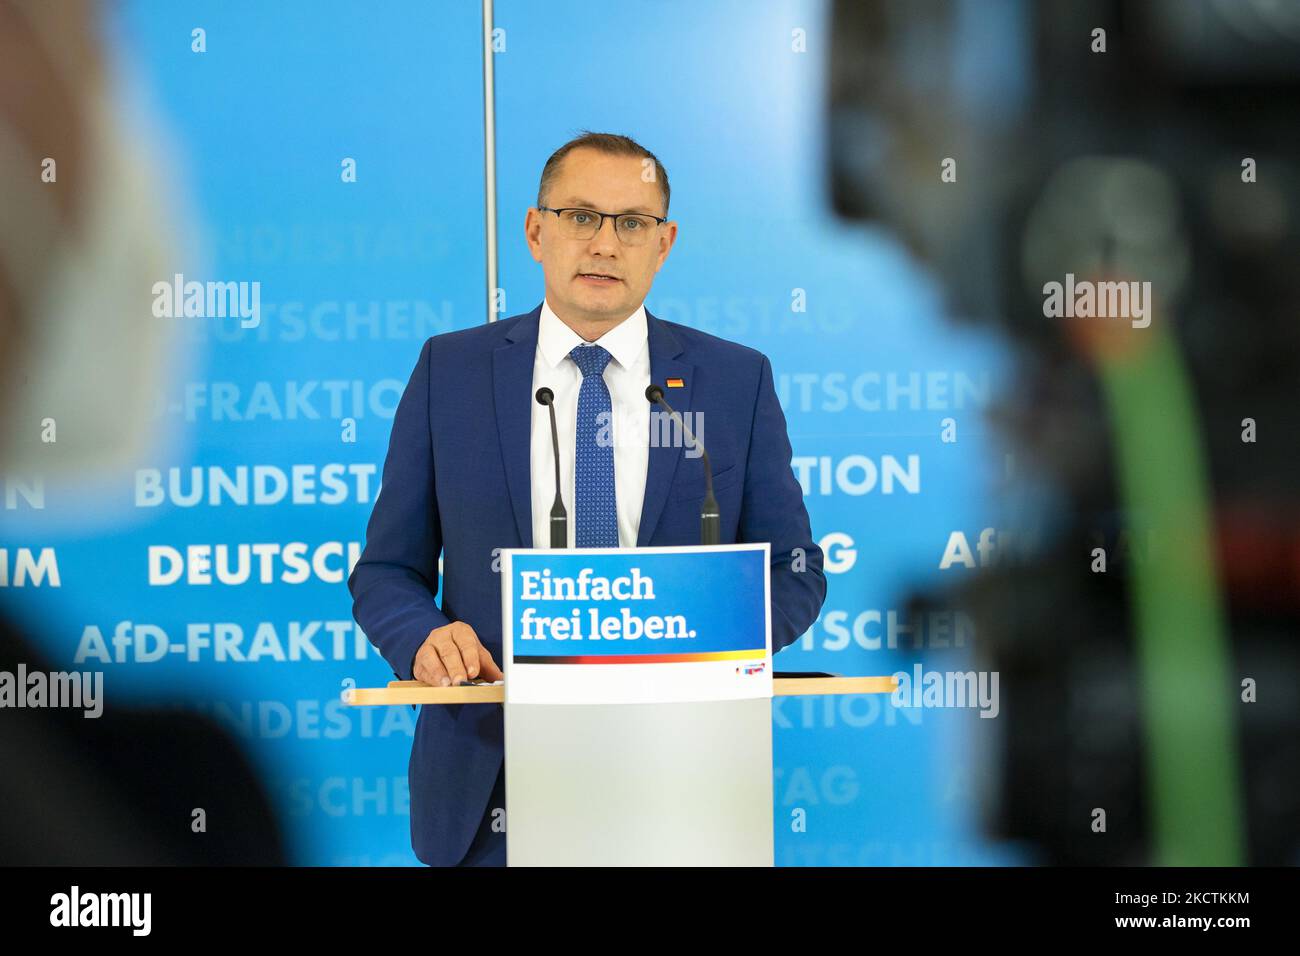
[537,131,670,216]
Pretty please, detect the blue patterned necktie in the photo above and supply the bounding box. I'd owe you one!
[569,344,619,547]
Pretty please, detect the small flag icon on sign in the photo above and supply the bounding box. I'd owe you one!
[666,377,684,388]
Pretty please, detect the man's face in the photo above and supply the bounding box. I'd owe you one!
[525,147,677,333]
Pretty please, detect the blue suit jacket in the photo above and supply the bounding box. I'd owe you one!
[348,303,826,866]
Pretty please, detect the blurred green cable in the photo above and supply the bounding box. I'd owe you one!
[1096,326,1245,865]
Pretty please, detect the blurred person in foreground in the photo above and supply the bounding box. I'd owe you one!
[0,0,283,865]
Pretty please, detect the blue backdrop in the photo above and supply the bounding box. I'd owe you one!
[2,0,1027,865]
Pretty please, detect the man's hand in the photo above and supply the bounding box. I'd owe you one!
[413,621,504,686]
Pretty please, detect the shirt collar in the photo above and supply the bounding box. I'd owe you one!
[538,299,648,371]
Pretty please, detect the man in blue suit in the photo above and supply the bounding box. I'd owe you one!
[348,132,826,866]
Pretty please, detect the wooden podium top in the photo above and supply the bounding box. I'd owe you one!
[343,676,897,706]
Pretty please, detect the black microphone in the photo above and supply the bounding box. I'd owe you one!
[645,384,720,545]
[535,387,568,548]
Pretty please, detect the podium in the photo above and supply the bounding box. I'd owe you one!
[345,544,897,866]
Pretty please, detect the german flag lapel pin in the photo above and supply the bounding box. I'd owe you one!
[666,377,685,388]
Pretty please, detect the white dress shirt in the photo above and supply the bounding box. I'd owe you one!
[530,299,651,548]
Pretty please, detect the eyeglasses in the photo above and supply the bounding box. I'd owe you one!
[538,206,667,246]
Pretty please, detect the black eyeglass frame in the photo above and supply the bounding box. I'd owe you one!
[537,205,669,240]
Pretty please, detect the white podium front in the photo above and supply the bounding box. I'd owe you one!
[505,698,773,866]
[501,544,773,867]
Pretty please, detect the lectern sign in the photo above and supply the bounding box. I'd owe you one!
[500,544,771,705]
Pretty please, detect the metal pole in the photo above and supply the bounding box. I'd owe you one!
[482,0,499,322]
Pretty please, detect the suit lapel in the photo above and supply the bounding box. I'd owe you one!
[492,306,541,547]
[638,310,694,546]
